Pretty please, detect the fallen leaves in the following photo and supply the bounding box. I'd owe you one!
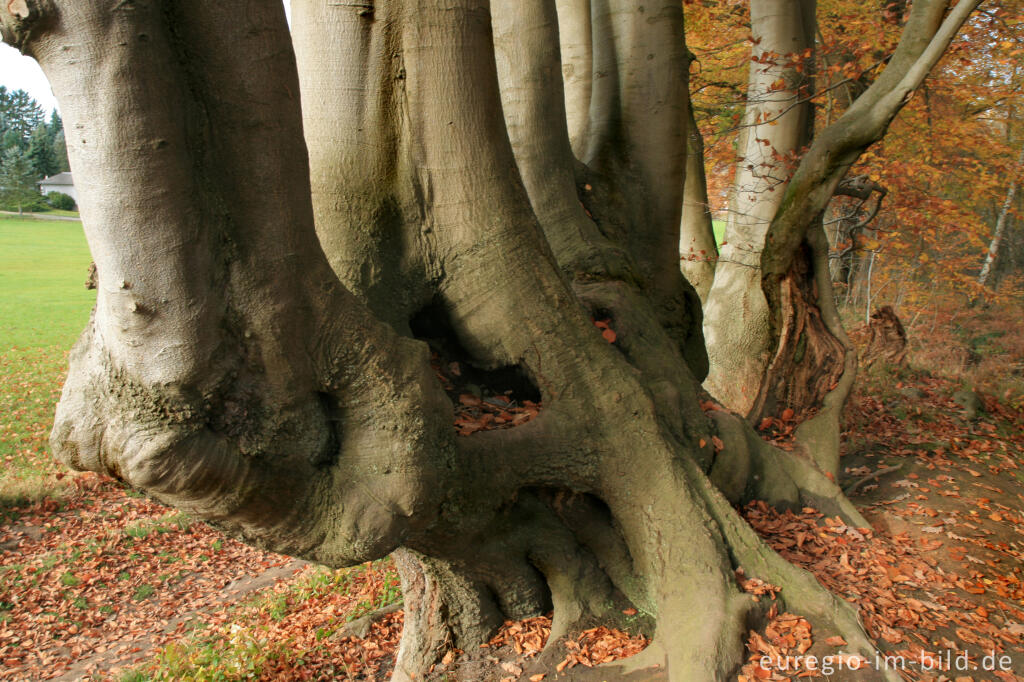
[593,318,618,344]
[755,406,817,450]
[736,567,782,601]
[453,392,541,436]
[558,625,649,671]
[0,473,293,680]
[429,352,543,436]
[481,615,649,677]
[743,499,1024,677]
[738,607,821,681]
[483,616,551,657]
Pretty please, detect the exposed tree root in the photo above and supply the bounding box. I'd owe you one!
[392,550,505,681]
[691,457,899,681]
[709,411,869,528]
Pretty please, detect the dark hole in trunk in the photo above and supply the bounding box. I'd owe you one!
[409,300,542,404]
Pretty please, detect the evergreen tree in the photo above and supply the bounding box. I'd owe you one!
[0,87,45,148]
[0,146,41,214]
[51,128,70,173]
[1,128,22,155]
[46,110,62,142]
[27,124,59,179]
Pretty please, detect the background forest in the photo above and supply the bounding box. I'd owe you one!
[0,86,71,213]
[689,0,1024,406]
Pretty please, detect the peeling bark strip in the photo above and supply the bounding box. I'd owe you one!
[749,249,846,425]
[3,0,977,678]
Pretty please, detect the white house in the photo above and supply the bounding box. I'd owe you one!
[39,172,76,201]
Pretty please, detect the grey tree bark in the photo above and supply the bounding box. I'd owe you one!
[1,0,950,679]
[695,0,979,477]
[702,0,817,416]
[679,98,718,304]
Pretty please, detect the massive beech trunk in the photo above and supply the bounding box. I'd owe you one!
[4,0,956,680]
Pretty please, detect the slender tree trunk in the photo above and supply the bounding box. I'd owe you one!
[556,0,593,158]
[492,0,633,282]
[571,0,707,376]
[978,140,1024,287]
[865,250,877,324]
[679,98,718,304]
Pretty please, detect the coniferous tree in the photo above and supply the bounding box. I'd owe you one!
[51,128,69,173]
[26,123,58,179]
[0,146,40,214]
[0,87,44,146]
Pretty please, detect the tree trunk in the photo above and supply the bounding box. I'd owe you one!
[702,0,817,416]
[750,0,979,472]
[696,0,978,477]
[978,140,1024,287]
[3,0,920,679]
[679,98,718,304]
[863,305,908,367]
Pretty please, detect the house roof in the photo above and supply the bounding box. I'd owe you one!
[40,172,74,186]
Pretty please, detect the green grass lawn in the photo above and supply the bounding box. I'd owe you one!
[0,215,95,508]
[0,215,94,349]
[712,219,726,246]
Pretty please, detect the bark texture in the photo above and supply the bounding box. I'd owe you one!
[0,0,934,679]
[679,98,718,304]
[702,0,817,415]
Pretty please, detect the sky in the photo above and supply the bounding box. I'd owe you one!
[0,2,291,115]
[0,43,58,114]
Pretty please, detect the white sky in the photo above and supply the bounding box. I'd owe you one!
[0,43,58,114]
[0,2,291,116]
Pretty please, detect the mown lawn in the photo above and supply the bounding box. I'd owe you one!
[0,215,94,350]
[0,215,95,507]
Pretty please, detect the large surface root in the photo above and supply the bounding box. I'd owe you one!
[709,411,869,527]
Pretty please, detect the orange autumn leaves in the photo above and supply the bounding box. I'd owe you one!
[433,317,619,437]
[592,317,617,344]
[453,392,541,437]
[481,615,649,681]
